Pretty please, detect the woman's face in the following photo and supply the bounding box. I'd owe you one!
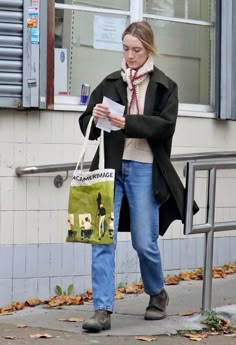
[123,34,149,70]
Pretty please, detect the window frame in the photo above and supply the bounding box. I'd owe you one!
[50,0,217,118]
[218,0,236,120]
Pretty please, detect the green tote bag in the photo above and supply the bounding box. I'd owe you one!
[67,116,115,244]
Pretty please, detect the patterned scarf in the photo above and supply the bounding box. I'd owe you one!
[121,56,154,114]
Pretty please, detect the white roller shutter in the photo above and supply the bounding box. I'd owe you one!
[0,0,23,107]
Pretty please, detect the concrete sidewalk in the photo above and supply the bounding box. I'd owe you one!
[0,274,235,344]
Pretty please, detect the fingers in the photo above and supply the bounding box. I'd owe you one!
[92,104,110,120]
[108,114,126,129]
[92,104,126,129]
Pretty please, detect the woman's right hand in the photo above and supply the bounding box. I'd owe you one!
[93,104,110,124]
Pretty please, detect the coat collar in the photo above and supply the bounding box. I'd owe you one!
[105,66,170,113]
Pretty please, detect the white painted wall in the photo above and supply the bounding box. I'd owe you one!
[1,109,236,244]
[0,109,236,304]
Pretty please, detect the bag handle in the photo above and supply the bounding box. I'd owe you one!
[75,116,104,172]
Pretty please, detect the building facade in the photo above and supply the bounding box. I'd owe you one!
[0,0,236,304]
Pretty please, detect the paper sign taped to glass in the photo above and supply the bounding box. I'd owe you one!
[67,116,115,244]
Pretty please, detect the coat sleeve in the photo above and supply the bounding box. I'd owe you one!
[79,83,103,140]
[124,83,178,141]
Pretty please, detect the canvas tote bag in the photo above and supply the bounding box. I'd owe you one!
[67,116,115,244]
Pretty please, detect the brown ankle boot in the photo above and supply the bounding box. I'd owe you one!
[144,288,169,320]
[82,310,111,332]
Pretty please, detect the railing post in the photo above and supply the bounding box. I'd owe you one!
[202,168,216,311]
[202,230,214,311]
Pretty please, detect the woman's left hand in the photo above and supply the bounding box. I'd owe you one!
[108,114,126,129]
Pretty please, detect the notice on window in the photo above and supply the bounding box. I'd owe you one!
[93,15,125,51]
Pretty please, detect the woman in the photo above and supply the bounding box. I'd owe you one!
[79,21,198,332]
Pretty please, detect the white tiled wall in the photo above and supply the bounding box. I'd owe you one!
[1,109,236,245]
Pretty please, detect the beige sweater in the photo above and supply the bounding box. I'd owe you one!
[122,76,153,163]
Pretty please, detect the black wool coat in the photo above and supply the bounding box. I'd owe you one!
[79,66,199,236]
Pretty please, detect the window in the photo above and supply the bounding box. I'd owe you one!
[54,0,216,115]
[143,0,216,112]
[54,1,130,108]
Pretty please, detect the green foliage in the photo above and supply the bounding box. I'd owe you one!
[117,281,126,289]
[182,329,198,335]
[202,310,223,331]
[67,283,74,295]
[55,285,63,296]
[55,283,74,296]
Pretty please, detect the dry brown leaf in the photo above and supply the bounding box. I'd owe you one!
[212,268,226,278]
[135,282,144,289]
[224,334,236,337]
[135,336,157,341]
[183,333,208,341]
[29,333,53,339]
[125,283,143,294]
[17,324,28,328]
[58,317,84,322]
[0,304,15,312]
[3,335,16,339]
[207,331,219,335]
[0,311,14,316]
[116,287,125,293]
[164,275,180,285]
[12,301,25,311]
[47,295,83,307]
[177,310,198,316]
[179,272,192,281]
[115,290,125,300]
[86,289,93,298]
[25,298,42,306]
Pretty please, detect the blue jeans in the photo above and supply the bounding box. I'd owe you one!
[92,160,164,312]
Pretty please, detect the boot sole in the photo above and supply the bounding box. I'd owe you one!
[82,324,111,332]
[144,313,166,320]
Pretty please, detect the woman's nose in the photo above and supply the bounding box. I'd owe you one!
[127,50,134,58]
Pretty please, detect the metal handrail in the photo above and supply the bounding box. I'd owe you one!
[185,159,236,311]
[15,151,236,176]
[15,151,236,310]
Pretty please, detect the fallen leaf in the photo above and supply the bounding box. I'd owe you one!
[3,335,17,339]
[12,301,25,311]
[177,310,198,316]
[0,304,15,312]
[17,324,28,328]
[183,333,208,341]
[29,333,53,339]
[47,295,83,307]
[179,272,192,281]
[25,298,42,306]
[224,334,236,337]
[135,336,157,341]
[206,330,219,335]
[86,288,93,300]
[57,317,84,322]
[212,268,226,278]
[115,290,125,300]
[124,283,144,294]
[0,311,14,316]
[164,275,180,285]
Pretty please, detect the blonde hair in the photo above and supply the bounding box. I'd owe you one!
[122,21,158,55]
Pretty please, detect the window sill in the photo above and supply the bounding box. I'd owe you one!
[53,103,86,111]
[53,95,86,112]
[178,110,216,119]
[53,97,216,118]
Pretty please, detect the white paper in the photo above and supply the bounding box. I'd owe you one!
[93,16,125,52]
[96,96,125,133]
